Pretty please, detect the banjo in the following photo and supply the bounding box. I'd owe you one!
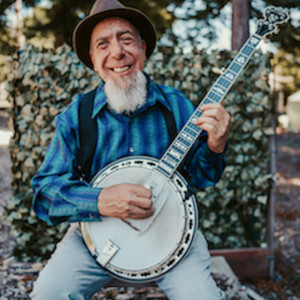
[81,6,288,282]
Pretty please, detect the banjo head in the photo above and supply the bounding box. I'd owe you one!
[81,156,198,282]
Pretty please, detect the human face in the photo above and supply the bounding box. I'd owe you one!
[89,17,147,87]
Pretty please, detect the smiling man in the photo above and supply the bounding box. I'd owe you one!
[30,0,229,299]
[90,17,149,115]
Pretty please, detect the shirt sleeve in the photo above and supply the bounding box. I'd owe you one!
[161,86,227,189]
[31,102,102,226]
[186,132,227,189]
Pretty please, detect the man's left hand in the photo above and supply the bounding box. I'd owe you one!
[194,103,230,153]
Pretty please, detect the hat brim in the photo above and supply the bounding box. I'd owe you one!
[73,8,156,70]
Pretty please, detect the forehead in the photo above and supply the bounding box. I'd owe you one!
[91,17,139,38]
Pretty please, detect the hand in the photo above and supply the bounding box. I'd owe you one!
[194,103,230,153]
[97,183,155,219]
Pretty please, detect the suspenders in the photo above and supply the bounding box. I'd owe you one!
[78,85,178,181]
[78,88,97,181]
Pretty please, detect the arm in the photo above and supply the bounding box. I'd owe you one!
[32,99,155,225]
[188,103,230,188]
[194,103,229,153]
[31,104,102,226]
[154,85,229,189]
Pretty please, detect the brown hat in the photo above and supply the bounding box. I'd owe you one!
[73,0,156,70]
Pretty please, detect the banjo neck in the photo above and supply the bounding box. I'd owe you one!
[155,6,289,179]
[156,34,262,178]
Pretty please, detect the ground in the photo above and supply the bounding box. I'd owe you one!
[0,109,299,299]
[242,129,300,299]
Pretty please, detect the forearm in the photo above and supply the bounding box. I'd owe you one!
[32,175,102,225]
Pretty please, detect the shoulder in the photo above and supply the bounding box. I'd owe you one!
[155,83,195,113]
[54,94,83,128]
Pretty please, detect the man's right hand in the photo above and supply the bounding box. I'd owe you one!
[97,183,155,219]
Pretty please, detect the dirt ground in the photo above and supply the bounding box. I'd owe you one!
[242,129,300,299]
[0,109,300,299]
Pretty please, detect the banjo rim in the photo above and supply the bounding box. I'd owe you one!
[81,156,198,282]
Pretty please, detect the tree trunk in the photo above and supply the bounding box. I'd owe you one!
[231,0,250,51]
[14,0,25,49]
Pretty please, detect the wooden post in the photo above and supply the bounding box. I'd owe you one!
[14,0,25,50]
[267,57,277,278]
[231,0,250,51]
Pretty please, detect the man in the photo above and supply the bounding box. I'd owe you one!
[31,0,230,299]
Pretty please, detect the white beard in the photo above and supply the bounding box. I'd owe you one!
[104,71,147,115]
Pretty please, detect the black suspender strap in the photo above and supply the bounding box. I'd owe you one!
[77,85,178,181]
[155,84,177,142]
[78,88,97,181]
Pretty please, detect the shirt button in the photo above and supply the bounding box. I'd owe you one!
[129,147,134,153]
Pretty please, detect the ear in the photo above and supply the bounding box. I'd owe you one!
[141,40,147,63]
[89,50,97,72]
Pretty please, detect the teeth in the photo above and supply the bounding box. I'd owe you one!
[113,66,130,73]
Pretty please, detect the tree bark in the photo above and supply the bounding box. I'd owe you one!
[14,0,25,49]
[231,0,250,51]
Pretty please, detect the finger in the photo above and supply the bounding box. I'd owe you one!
[128,184,152,198]
[127,185,152,209]
[201,104,228,118]
[202,109,221,120]
[195,109,229,127]
[194,115,219,128]
[200,103,224,111]
[130,195,153,209]
[127,206,155,219]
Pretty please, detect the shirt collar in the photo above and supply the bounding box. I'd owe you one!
[91,73,172,119]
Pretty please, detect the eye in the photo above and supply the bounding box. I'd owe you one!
[120,35,133,44]
[96,40,108,49]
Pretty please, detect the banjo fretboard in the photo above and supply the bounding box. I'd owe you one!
[156,34,262,178]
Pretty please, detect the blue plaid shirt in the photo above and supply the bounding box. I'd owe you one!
[32,75,226,225]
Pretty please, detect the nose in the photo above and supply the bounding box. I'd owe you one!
[111,40,125,60]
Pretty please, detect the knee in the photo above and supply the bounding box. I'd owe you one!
[30,272,82,300]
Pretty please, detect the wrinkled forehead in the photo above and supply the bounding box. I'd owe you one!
[91,17,140,40]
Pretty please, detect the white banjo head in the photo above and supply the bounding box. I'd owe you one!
[81,156,198,282]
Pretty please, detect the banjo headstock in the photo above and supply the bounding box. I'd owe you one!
[255,6,289,40]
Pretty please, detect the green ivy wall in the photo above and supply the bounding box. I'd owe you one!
[5,44,273,261]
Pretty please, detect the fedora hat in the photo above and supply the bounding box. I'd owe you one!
[73,0,156,70]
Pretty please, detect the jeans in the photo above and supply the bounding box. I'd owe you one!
[30,224,225,300]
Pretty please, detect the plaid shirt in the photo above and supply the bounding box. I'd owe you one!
[31,75,226,225]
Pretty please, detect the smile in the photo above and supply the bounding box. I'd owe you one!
[112,65,131,73]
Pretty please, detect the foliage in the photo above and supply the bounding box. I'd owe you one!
[146,47,273,249]
[22,0,185,50]
[0,1,298,92]
[5,44,272,260]
[273,47,300,97]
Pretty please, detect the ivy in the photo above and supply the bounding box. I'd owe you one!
[5,44,272,260]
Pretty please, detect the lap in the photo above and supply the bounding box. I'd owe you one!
[156,231,225,300]
[30,224,112,300]
[31,226,225,300]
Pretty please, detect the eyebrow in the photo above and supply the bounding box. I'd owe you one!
[118,30,135,37]
[93,30,135,44]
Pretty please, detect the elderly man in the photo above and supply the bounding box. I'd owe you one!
[31,0,229,299]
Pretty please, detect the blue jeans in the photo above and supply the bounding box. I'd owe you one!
[30,224,225,300]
